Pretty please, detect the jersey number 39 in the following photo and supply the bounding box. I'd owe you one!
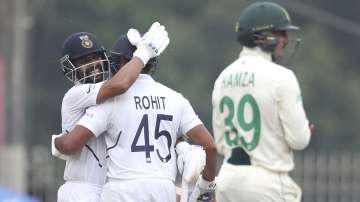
[131,114,173,163]
[220,94,261,151]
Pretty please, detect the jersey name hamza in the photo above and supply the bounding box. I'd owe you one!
[221,71,255,88]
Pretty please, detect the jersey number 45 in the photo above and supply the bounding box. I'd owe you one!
[131,114,173,163]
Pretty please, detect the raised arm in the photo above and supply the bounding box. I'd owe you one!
[96,22,170,104]
[96,57,143,104]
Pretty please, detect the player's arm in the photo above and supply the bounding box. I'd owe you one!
[177,97,217,201]
[96,57,143,104]
[277,71,311,150]
[186,125,217,181]
[55,126,94,155]
[55,102,111,155]
[186,125,217,202]
[177,97,217,181]
[96,22,170,104]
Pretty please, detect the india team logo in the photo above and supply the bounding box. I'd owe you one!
[79,35,93,48]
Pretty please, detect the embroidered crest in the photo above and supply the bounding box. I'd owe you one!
[79,35,93,48]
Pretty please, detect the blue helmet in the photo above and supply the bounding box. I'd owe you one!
[60,32,110,84]
[110,35,157,75]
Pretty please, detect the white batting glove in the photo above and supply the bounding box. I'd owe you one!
[51,133,70,161]
[176,141,206,184]
[127,22,170,65]
[189,175,216,202]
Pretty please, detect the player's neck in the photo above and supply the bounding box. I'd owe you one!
[239,47,271,61]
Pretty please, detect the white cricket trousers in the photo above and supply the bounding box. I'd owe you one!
[100,178,176,202]
[216,162,302,202]
[57,181,102,202]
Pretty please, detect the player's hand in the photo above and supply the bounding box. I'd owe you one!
[189,175,216,202]
[176,141,206,184]
[51,133,70,160]
[127,22,170,65]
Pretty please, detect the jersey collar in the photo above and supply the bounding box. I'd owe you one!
[239,47,272,61]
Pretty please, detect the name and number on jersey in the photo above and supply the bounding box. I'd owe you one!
[218,71,261,152]
[131,95,173,164]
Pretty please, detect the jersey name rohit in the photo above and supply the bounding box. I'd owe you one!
[134,95,166,110]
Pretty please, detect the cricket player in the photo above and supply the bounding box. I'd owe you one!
[51,22,170,202]
[54,32,217,202]
[212,2,313,202]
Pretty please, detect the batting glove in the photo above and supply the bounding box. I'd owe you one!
[176,141,206,184]
[189,175,216,202]
[127,22,170,65]
[51,133,70,161]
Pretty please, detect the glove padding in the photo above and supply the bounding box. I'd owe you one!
[127,22,170,65]
[189,175,216,202]
[51,133,70,160]
[176,141,206,184]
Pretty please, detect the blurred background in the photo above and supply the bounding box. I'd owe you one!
[1,0,360,201]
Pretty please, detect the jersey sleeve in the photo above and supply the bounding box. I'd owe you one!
[276,71,311,150]
[178,96,203,137]
[63,81,104,111]
[77,100,112,137]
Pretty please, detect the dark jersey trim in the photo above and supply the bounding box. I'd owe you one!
[106,131,122,151]
[105,131,122,159]
[85,144,103,168]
